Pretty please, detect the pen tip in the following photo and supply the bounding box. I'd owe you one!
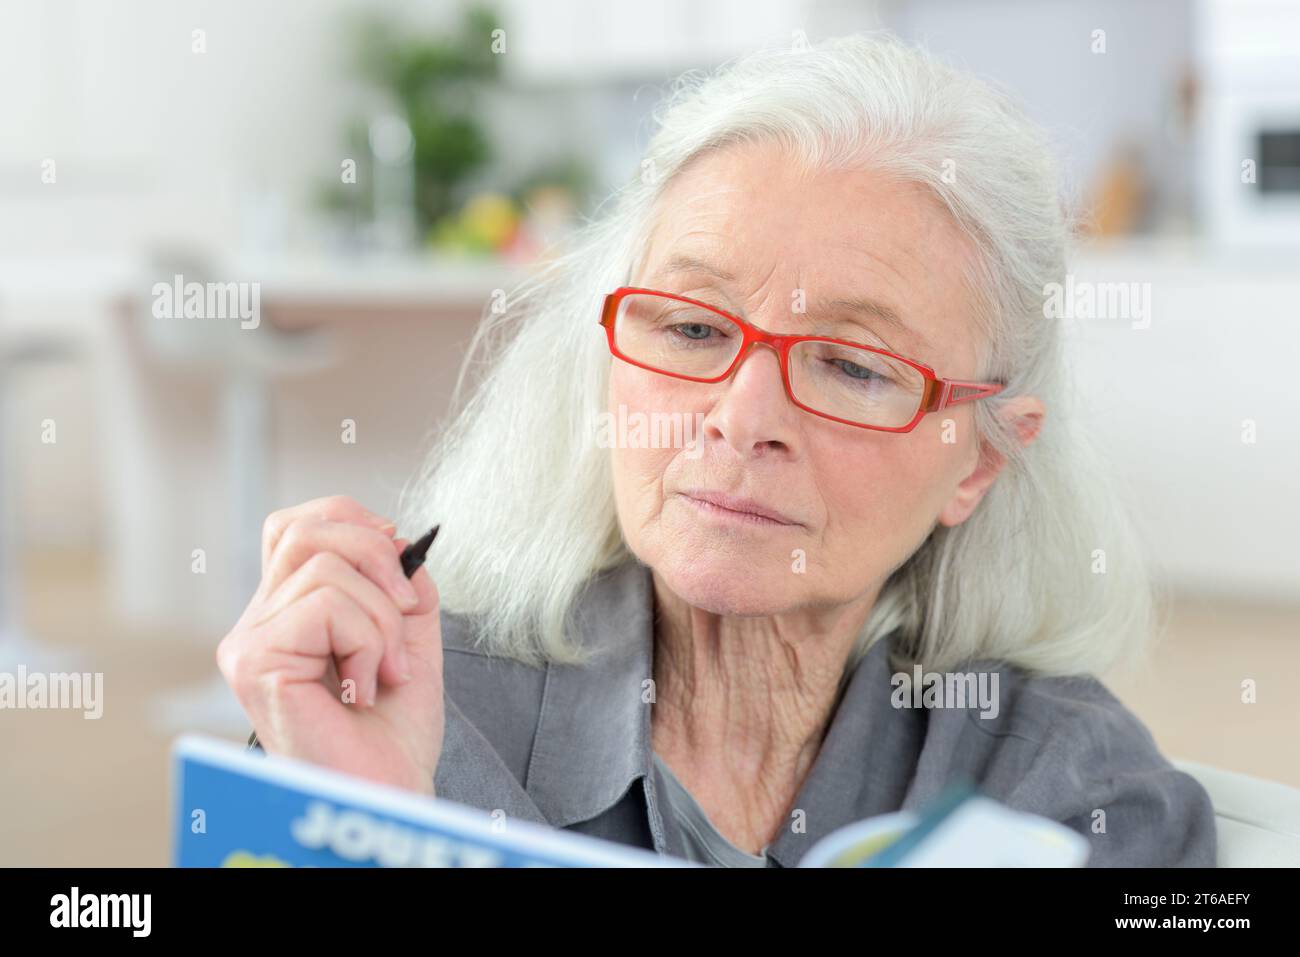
[399,523,440,578]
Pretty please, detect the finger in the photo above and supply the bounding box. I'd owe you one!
[256,550,411,684]
[224,583,384,726]
[262,495,397,574]
[265,518,418,613]
[293,584,385,708]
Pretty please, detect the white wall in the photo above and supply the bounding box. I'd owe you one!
[888,0,1196,230]
[0,0,417,257]
[1067,241,1300,602]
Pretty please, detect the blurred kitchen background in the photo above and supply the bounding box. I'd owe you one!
[1,0,1297,865]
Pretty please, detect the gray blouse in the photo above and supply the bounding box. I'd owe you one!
[256,557,1218,866]
[429,559,1216,866]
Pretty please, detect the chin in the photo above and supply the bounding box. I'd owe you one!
[652,548,798,617]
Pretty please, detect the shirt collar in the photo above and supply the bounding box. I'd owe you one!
[524,559,658,828]
[524,557,914,867]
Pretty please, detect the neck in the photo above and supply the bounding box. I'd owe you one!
[648,571,878,847]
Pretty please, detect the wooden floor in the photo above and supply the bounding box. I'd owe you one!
[1,549,1296,866]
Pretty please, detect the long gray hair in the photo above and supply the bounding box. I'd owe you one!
[399,31,1157,678]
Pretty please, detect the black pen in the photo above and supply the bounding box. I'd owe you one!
[246,523,439,751]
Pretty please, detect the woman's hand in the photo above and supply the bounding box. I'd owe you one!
[216,495,444,797]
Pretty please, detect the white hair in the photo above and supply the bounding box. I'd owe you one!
[399,31,1158,678]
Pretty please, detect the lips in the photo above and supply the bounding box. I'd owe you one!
[678,488,800,527]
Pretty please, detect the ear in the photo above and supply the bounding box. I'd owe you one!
[937,395,1045,528]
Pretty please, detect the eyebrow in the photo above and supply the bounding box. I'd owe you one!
[660,253,737,283]
[657,253,930,353]
[820,295,930,352]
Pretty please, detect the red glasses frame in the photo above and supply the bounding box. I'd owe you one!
[599,286,1005,433]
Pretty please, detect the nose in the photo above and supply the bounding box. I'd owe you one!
[699,340,799,458]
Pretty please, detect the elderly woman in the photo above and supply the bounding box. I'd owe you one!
[218,33,1216,867]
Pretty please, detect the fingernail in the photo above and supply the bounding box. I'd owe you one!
[399,672,413,684]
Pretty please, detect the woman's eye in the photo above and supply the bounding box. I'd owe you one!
[832,357,881,381]
[673,322,715,340]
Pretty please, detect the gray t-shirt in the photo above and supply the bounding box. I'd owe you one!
[652,751,773,867]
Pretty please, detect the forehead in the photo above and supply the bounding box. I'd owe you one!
[635,140,983,364]
[644,140,968,260]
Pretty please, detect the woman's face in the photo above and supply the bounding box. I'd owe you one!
[608,139,1021,617]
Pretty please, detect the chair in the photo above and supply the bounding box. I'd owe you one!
[1174,759,1300,867]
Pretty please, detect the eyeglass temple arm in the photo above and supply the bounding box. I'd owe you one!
[925,380,1006,412]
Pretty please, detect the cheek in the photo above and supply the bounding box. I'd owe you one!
[814,427,951,550]
[608,359,640,410]
[609,360,704,418]
[610,444,677,525]
[608,364,701,538]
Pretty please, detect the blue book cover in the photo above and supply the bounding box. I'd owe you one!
[171,733,691,868]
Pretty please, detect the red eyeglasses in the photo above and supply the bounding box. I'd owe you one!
[599,287,1005,433]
